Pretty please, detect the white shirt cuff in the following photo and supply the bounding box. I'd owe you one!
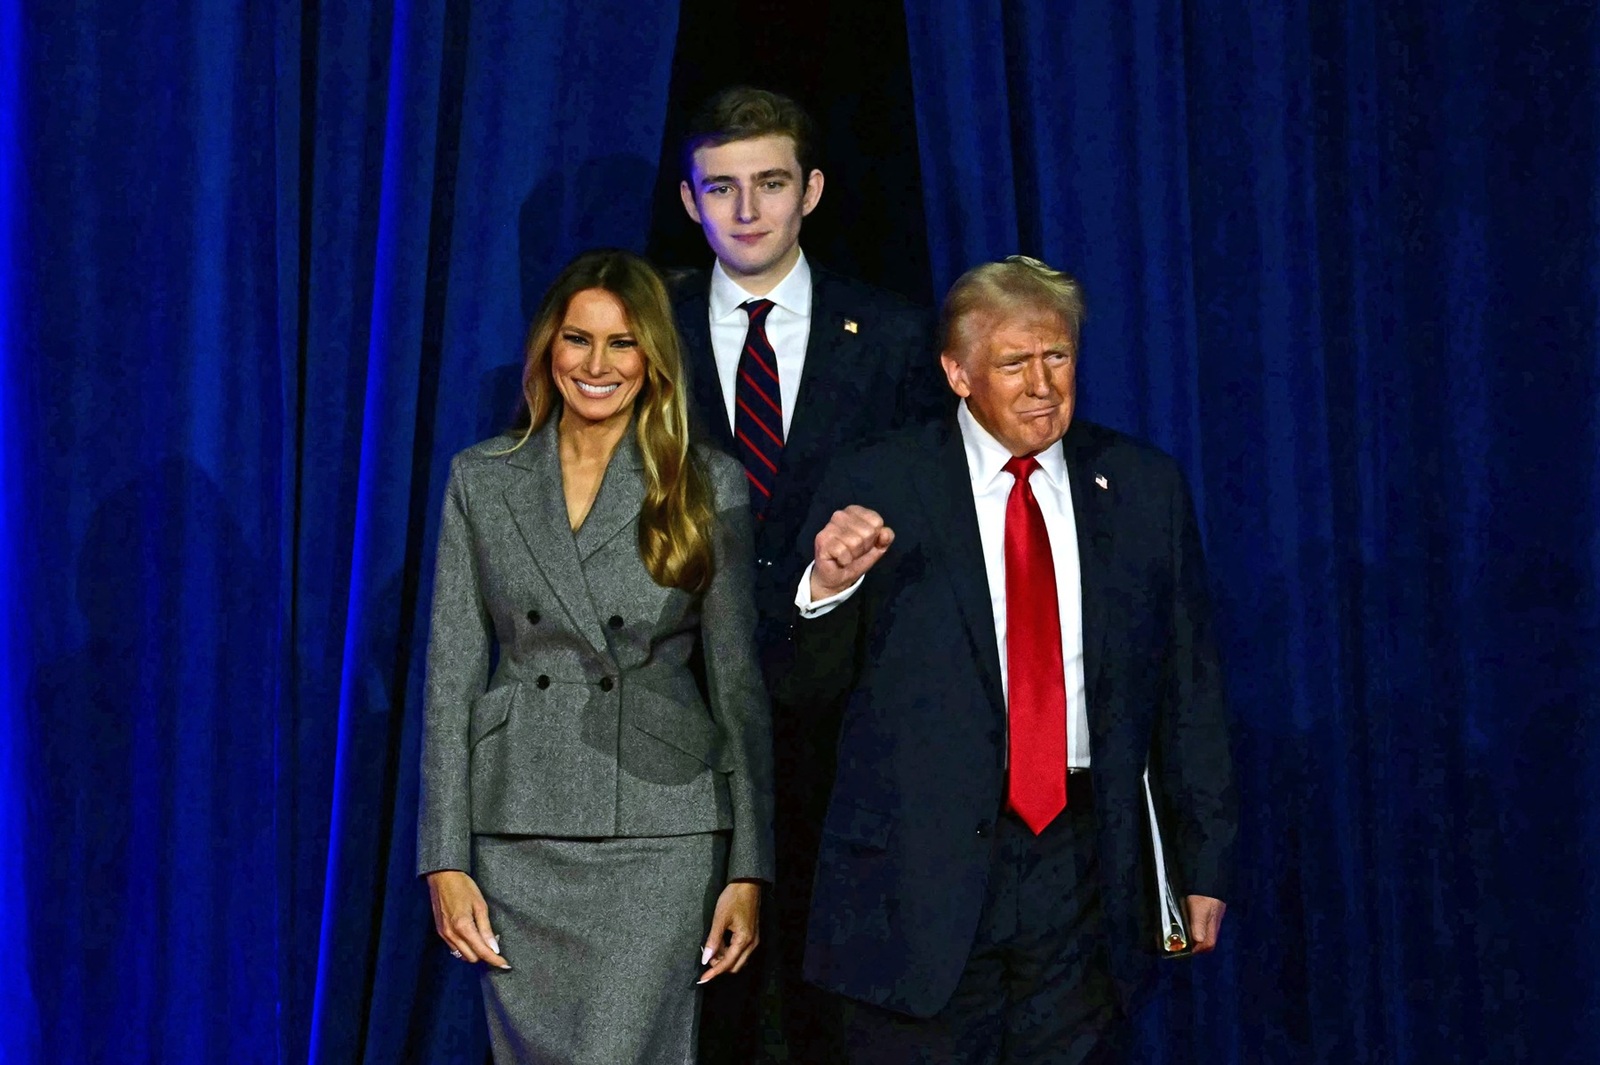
[795,562,864,618]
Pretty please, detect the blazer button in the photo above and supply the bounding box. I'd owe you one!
[536,675,550,689]
[526,609,540,625]
[608,614,624,630]
[599,677,614,692]
[975,821,991,838]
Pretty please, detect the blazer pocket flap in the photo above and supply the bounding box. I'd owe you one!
[822,802,892,849]
[625,694,730,771]
[469,685,516,747]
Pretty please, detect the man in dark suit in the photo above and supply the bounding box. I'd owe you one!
[784,256,1237,1062]
[672,86,949,1061]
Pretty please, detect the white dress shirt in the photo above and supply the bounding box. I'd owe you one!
[708,252,813,439]
[796,400,1091,767]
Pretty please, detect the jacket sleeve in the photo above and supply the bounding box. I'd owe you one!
[416,456,493,876]
[775,453,870,710]
[699,453,777,882]
[1152,465,1238,902]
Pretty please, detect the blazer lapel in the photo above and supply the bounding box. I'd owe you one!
[1061,423,1111,701]
[502,421,609,655]
[574,433,645,562]
[676,279,734,451]
[913,422,1006,721]
[782,267,855,477]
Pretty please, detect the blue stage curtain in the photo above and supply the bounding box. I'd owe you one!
[905,1,1599,1061]
[4,1,678,1061]
[0,0,33,1059]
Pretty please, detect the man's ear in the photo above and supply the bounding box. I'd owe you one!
[680,181,702,224]
[940,352,971,398]
[801,169,825,217]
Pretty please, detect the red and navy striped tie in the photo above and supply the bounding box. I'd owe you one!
[734,298,783,515]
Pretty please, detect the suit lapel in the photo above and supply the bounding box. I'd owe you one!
[1061,423,1111,701]
[676,279,734,451]
[502,420,609,655]
[574,433,645,562]
[783,267,853,476]
[913,423,1006,720]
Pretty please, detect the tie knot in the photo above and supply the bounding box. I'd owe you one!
[741,298,775,325]
[1004,454,1040,483]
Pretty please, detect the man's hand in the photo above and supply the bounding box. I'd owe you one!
[811,505,894,600]
[1184,894,1227,953]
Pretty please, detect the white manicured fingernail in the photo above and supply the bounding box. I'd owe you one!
[487,936,500,954]
[700,946,713,965]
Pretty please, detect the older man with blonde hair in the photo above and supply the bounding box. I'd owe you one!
[783,256,1238,1063]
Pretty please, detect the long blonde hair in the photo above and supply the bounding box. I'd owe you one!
[506,249,715,594]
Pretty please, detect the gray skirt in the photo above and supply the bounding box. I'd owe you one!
[472,832,728,1065]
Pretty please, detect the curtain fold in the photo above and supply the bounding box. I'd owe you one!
[9,2,680,1060]
[0,0,38,1058]
[905,0,1600,1060]
[901,0,1020,294]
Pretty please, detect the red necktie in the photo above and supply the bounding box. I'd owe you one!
[1003,454,1067,834]
[734,298,782,516]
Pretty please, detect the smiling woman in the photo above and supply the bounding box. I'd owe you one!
[416,248,775,1062]
[511,249,716,588]
[549,289,646,430]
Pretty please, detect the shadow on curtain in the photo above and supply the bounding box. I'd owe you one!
[6,0,679,1060]
[904,0,1600,1060]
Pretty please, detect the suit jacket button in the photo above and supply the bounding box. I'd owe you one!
[536,675,550,689]
[526,609,540,624]
[608,614,624,630]
[599,676,614,692]
[975,821,990,838]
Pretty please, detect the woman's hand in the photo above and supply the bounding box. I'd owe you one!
[698,879,762,984]
[426,870,512,969]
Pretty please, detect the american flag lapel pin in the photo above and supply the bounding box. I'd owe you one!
[1095,474,1109,490]
[843,318,859,334]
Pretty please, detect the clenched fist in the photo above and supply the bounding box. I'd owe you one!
[811,505,894,600]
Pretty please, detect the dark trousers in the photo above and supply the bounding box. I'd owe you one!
[844,778,1127,1064]
[770,767,848,1062]
[699,695,847,1064]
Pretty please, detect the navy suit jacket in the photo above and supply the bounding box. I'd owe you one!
[780,417,1238,1017]
[671,265,949,672]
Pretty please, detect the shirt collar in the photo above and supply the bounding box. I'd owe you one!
[956,400,1069,492]
[709,250,812,321]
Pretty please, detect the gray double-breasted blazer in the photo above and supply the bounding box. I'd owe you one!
[416,419,775,884]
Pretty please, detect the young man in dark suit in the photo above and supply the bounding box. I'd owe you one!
[673,86,948,1062]
[786,256,1237,1063]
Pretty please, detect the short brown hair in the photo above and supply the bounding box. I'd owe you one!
[939,255,1088,356]
[681,86,819,181]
